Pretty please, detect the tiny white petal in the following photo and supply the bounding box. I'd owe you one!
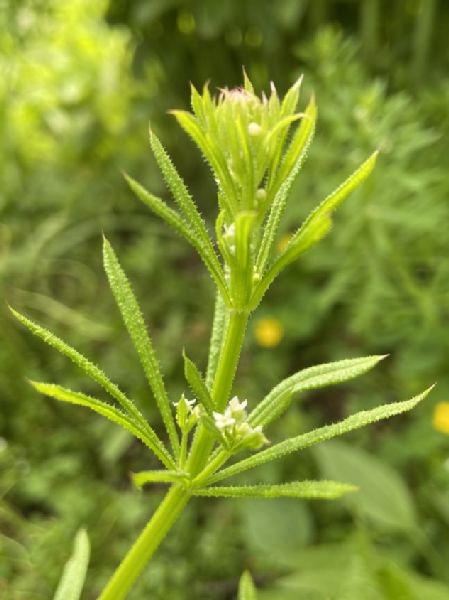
[248,122,261,136]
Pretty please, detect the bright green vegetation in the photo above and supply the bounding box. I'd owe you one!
[2,2,449,599]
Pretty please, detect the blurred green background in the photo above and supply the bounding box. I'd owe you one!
[2,0,449,598]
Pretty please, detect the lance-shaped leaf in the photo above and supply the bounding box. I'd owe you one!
[239,571,258,600]
[53,529,90,600]
[125,175,230,303]
[31,382,174,469]
[255,96,317,275]
[183,350,214,413]
[193,480,357,499]
[231,211,257,306]
[149,130,218,261]
[251,151,378,308]
[10,307,150,435]
[103,237,179,456]
[269,93,317,194]
[208,387,433,484]
[206,291,228,389]
[132,470,189,489]
[190,83,207,126]
[170,109,239,213]
[250,355,387,427]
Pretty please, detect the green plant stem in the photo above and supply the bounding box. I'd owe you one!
[99,309,249,599]
[186,309,249,475]
[98,485,190,600]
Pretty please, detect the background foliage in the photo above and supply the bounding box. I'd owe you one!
[2,0,449,598]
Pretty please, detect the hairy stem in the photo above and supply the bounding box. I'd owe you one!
[98,485,190,600]
[186,309,249,475]
[99,310,248,598]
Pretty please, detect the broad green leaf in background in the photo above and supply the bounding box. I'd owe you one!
[257,540,449,600]
[239,571,258,600]
[53,528,90,600]
[239,498,312,561]
[315,441,417,532]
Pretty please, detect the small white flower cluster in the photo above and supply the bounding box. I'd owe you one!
[213,396,268,451]
[174,395,200,433]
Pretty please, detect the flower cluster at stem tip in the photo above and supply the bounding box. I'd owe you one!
[172,73,305,221]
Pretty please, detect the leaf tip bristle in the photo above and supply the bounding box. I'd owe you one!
[292,73,304,90]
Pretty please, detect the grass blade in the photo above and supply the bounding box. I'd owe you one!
[209,387,433,483]
[53,528,90,600]
[250,355,387,427]
[31,382,174,468]
[103,237,179,456]
[193,480,357,499]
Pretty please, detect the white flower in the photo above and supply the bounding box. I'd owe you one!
[223,223,236,239]
[229,396,247,412]
[248,122,262,136]
[174,397,196,411]
[213,411,236,431]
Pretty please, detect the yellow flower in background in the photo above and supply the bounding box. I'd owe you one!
[254,317,284,348]
[277,232,293,253]
[432,402,449,434]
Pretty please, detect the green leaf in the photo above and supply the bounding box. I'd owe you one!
[183,350,214,413]
[231,210,257,306]
[125,174,230,303]
[53,528,90,600]
[239,497,312,560]
[252,151,377,308]
[209,387,433,484]
[10,307,150,434]
[239,571,258,600]
[205,291,228,389]
[256,95,317,275]
[170,110,239,212]
[194,480,357,499]
[315,441,418,532]
[149,130,219,264]
[131,470,189,489]
[250,355,387,427]
[31,382,175,469]
[103,237,179,456]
